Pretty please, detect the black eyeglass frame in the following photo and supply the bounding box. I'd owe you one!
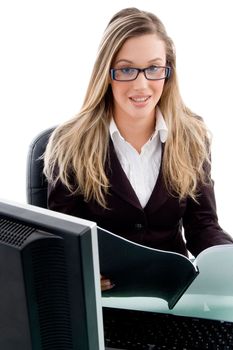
[110,66,171,81]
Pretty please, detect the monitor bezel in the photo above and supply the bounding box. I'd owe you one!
[0,198,105,350]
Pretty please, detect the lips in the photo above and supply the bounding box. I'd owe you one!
[129,96,151,103]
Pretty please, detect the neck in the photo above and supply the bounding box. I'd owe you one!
[114,117,155,153]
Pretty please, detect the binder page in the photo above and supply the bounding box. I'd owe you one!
[98,227,198,309]
[173,244,233,321]
[190,244,233,296]
[102,244,233,321]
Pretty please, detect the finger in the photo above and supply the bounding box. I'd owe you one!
[101,278,115,291]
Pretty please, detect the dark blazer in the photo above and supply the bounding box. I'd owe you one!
[48,141,233,258]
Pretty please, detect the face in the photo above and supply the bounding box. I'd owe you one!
[110,34,166,125]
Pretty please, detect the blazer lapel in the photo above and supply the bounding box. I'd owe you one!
[106,141,142,209]
[145,143,170,213]
[144,165,170,214]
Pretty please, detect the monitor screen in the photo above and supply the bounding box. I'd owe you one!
[0,199,104,350]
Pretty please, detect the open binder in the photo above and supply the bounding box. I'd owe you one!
[98,227,233,309]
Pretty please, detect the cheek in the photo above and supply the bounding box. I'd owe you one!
[151,81,165,102]
[111,83,128,102]
[153,80,165,93]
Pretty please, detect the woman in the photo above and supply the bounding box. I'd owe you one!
[43,7,233,290]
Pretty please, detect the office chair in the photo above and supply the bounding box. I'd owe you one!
[26,127,55,208]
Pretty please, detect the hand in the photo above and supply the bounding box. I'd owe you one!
[100,274,115,291]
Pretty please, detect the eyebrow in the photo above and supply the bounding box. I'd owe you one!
[114,58,165,65]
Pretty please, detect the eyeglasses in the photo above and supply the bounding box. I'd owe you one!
[110,65,171,81]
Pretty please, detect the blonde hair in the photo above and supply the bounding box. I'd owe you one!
[44,7,211,208]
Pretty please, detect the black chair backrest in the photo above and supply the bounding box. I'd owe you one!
[26,127,55,208]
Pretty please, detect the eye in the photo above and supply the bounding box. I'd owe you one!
[146,65,159,73]
[120,67,137,76]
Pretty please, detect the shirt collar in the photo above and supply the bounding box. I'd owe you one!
[153,107,168,143]
[109,118,122,140]
[109,107,168,143]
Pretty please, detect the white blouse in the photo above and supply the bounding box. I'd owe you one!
[109,108,168,208]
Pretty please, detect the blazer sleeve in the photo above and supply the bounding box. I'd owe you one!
[183,179,233,257]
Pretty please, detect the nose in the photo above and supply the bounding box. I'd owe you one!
[132,71,148,89]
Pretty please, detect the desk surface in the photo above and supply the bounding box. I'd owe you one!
[102,294,233,322]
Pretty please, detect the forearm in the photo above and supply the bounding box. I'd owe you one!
[183,182,233,256]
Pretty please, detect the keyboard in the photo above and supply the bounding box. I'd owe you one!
[103,307,233,349]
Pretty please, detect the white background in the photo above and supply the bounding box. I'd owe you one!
[0,0,232,234]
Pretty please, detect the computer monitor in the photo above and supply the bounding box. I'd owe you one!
[0,199,104,350]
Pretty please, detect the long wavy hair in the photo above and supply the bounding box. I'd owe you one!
[43,7,210,208]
